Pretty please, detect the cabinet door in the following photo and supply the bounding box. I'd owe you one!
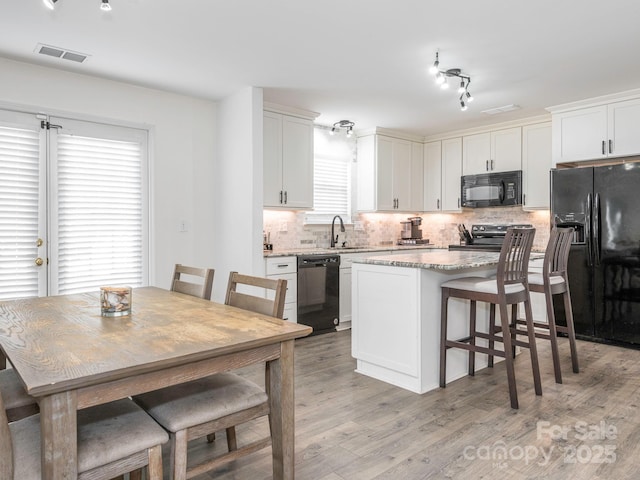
[522,122,551,210]
[491,127,522,172]
[375,136,395,211]
[423,141,442,212]
[409,142,424,211]
[552,105,607,163]
[281,115,314,209]
[462,132,490,175]
[608,98,640,157]
[339,267,352,326]
[392,139,412,211]
[441,137,462,211]
[263,111,283,207]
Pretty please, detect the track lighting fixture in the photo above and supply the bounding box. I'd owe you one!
[43,0,113,11]
[429,51,474,110]
[331,120,355,137]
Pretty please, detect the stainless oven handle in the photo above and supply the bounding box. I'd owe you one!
[499,180,505,204]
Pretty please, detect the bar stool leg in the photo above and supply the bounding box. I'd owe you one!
[440,289,449,388]
[544,286,563,384]
[523,296,543,396]
[488,304,496,368]
[510,304,518,359]
[498,302,518,409]
[468,300,476,376]
[563,288,580,373]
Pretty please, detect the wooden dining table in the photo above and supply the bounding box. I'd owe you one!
[0,286,312,479]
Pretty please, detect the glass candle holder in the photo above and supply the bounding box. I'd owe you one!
[100,286,132,317]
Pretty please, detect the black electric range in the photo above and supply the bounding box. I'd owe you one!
[448,224,533,252]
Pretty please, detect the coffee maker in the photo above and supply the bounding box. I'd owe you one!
[398,217,429,245]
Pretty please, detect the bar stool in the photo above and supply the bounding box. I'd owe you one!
[517,227,578,383]
[440,227,541,409]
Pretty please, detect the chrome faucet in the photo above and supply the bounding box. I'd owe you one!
[330,215,345,248]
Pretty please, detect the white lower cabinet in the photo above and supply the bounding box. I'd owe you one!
[265,256,297,323]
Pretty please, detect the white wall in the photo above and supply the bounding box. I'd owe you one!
[213,87,264,302]
[0,57,217,288]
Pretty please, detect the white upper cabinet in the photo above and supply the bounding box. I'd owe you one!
[356,134,423,212]
[550,96,640,164]
[441,137,463,212]
[522,122,552,211]
[423,141,442,212]
[263,111,314,209]
[462,127,522,175]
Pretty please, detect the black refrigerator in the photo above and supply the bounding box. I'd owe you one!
[551,162,640,347]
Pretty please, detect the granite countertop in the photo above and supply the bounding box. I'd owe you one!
[263,244,439,258]
[353,250,544,271]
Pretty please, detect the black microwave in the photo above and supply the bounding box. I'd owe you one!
[461,170,522,208]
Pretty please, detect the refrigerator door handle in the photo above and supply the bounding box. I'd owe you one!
[594,193,601,266]
[586,193,593,267]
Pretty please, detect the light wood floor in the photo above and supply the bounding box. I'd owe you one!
[168,330,640,480]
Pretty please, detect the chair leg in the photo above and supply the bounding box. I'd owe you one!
[468,300,476,376]
[510,304,518,359]
[499,302,518,409]
[523,297,543,396]
[226,426,238,451]
[170,430,189,480]
[439,289,449,388]
[488,304,496,368]
[147,444,164,480]
[563,289,580,373]
[545,288,563,384]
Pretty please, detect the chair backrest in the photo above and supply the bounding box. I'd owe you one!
[171,264,215,300]
[225,271,287,319]
[0,391,14,479]
[497,227,536,290]
[543,227,573,282]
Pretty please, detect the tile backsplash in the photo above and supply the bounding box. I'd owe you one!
[264,207,551,252]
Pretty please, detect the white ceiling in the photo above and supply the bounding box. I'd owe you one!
[2,0,640,136]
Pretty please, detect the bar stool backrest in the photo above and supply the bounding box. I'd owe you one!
[544,227,573,284]
[497,227,536,293]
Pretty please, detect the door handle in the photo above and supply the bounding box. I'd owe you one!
[602,140,606,156]
[437,199,440,210]
[609,139,613,154]
[279,190,283,204]
[486,160,489,171]
[284,191,287,204]
[594,193,601,266]
[491,159,494,170]
[585,193,593,267]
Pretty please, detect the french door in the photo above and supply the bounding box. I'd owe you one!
[0,108,148,300]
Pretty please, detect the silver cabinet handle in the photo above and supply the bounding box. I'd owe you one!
[437,199,440,209]
[284,191,287,204]
[279,191,283,204]
[486,160,489,171]
[458,198,460,208]
[523,193,526,205]
[609,139,613,154]
[602,140,606,155]
[491,159,494,170]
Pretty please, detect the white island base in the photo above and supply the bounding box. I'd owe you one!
[351,252,507,394]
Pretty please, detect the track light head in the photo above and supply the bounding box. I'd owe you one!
[428,52,440,75]
[460,100,468,111]
[457,80,466,94]
[43,0,57,10]
[466,91,474,102]
[100,0,112,11]
[332,120,355,137]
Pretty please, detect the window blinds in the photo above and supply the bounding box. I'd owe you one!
[55,133,144,294]
[0,125,40,300]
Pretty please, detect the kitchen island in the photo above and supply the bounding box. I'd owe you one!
[351,250,514,394]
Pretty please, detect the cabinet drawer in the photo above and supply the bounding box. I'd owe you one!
[266,256,297,275]
[265,272,297,304]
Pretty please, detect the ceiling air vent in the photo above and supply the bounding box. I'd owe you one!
[34,43,90,63]
[481,104,521,115]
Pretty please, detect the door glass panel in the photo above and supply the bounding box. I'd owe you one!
[0,111,44,300]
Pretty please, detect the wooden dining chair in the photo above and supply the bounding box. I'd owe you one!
[0,389,168,480]
[516,227,578,384]
[0,369,38,422]
[171,263,215,300]
[133,271,287,480]
[440,227,541,409]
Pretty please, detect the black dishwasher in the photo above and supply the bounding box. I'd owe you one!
[297,255,340,335]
